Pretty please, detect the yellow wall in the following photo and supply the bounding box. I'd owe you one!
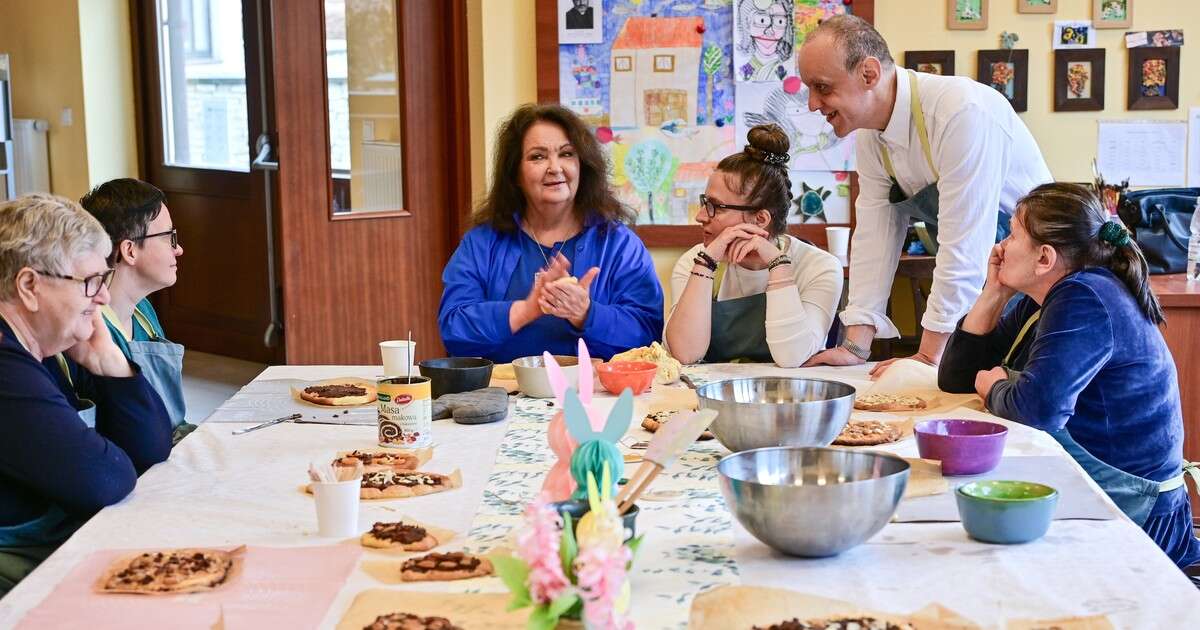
[0,0,91,198]
[0,0,140,198]
[878,0,1200,183]
[78,0,139,190]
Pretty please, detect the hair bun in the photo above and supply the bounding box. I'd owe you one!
[745,124,790,168]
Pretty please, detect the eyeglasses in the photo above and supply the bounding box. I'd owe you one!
[133,227,179,249]
[699,194,759,219]
[33,268,115,298]
[752,14,789,30]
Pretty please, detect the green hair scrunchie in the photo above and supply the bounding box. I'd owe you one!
[1099,220,1131,248]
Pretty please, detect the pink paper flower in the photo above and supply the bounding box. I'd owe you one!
[574,544,633,630]
[516,495,571,604]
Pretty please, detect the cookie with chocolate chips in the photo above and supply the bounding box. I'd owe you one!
[399,551,493,582]
[300,382,377,406]
[832,420,903,446]
[96,547,242,595]
[363,612,463,630]
[361,521,439,551]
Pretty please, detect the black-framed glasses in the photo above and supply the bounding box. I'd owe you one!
[33,268,115,298]
[698,194,759,219]
[133,227,179,249]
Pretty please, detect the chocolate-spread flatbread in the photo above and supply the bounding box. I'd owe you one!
[301,382,377,406]
[96,547,242,595]
[399,551,493,582]
[832,420,903,446]
[754,617,916,630]
[361,521,439,552]
[363,612,463,630]
[333,449,431,473]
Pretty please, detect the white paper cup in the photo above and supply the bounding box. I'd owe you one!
[826,226,851,267]
[379,340,416,377]
[311,478,361,537]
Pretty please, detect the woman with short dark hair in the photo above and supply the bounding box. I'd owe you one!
[940,182,1200,568]
[438,104,662,361]
[80,179,191,442]
[664,124,843,366]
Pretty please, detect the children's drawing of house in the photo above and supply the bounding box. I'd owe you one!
[609,17,702,129]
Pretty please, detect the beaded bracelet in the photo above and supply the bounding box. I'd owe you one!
[767,255,792,271]
[694,250,718,271]
[690,271,714,280]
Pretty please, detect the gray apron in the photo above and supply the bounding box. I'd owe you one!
[106,307,193,444]
[881,70,1010,246]
[702,262,774,363]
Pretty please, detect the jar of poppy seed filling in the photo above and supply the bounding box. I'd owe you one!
[377,376,432,448]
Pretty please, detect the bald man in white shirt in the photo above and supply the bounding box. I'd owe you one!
[801,15,1051,373]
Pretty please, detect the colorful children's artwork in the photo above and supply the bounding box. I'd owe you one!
[559,0,604,44]
[1054,21,1093,49]
[1093,0,1131,29]
[736,81,856,171]
[1066,62,1092,99]
[789,170,851,224]
[947,0,987,30]
[1125,30,1183,48]
[1141,59,1166,97]
[733,0,796,82]
[795,0,849,50]
[605,127,734,225]
[988,61,1016,99]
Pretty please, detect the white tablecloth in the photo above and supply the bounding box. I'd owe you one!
[0,363,1197,629]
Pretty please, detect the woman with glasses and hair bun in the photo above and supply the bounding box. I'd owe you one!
[0,194,171,596]
[939,182,1200,569]
[664,124,843,367]
[80,178,191,443]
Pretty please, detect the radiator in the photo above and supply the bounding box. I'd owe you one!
[359,140,403,212]
[12,119,50,195]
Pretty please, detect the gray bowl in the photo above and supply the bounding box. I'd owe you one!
[697,377,856,452]
[717,447,910,557]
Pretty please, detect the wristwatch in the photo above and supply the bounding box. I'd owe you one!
[840,338,871,361]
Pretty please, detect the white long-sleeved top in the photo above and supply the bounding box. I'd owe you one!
[666,235,844,367]
[842,69,1052,338]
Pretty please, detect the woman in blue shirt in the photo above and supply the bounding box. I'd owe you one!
[439,104,663,362]
[0,194,171,596]
[80,179,191,443]
[940,183,1200,569]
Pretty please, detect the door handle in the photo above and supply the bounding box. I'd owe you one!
[251,133,278,171]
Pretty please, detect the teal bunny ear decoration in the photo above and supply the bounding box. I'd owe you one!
[563,387,634,445]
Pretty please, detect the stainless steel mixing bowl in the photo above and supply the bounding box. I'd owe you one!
[717,447,910,557]
[696,377,855,452]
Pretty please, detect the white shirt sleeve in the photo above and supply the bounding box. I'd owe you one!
[663,245,703,355]
[840,131,906,338]
[764,245,844,367]
[922,104,1011,333]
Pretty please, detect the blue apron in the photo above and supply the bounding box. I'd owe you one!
[103,306,190,440]
[880,70,1010,247]
[1003,309,1190,526]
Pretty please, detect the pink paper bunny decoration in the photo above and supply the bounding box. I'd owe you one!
[538,339,594,501]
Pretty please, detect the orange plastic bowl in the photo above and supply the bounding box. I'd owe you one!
[597,361,657,395]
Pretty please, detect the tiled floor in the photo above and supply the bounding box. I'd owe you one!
[182,351,267,423]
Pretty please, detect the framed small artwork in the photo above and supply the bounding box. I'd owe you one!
[1053,20,1094,49]
[947,0,988,30]
[1127,46,1180,110]
[977,49,1028,112]
[1093,0,1132,29]
[905,50,956,76]
[1054,49,1105,112]
[1017,0,1056,13]
[557,0,603,45]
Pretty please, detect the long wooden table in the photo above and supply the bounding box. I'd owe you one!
[1151,274,1200,520]
[1,363,1197,628]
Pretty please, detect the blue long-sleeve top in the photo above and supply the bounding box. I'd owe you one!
[0,317,172,537]
[939,268,1183,483]
[438,214,664,362]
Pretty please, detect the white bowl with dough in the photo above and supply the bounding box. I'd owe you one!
[512,355,599,399]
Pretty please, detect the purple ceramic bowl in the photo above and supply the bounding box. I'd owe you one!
[914,419,1008,476]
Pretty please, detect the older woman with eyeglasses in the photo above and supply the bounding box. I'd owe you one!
[0,194,171,596]
[81,179,191,443]
[664,125,843,366]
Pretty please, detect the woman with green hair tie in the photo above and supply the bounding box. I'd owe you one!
[939,182,1200,570]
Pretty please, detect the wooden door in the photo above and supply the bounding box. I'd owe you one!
[134,0,280,364]
[269,0,471,364]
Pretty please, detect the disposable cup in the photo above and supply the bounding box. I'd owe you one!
[826,226,851,266]
[311,478,361,537]
[379,340,417,377]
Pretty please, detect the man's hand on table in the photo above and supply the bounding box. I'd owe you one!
[802,346,866,367]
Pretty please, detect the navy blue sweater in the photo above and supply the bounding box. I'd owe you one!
[0,317,171,538]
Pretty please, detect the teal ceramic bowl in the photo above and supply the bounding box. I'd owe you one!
[955,480,1058,544]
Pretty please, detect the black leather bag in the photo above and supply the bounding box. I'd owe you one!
[1116,187,1198,275]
